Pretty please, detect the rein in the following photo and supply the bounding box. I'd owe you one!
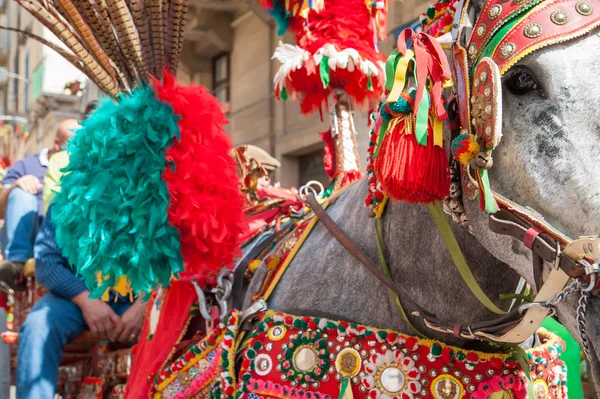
[305,192,599,348]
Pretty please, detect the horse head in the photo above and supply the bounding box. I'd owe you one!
[452,0,600,388]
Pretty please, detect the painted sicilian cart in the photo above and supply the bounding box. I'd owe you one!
[7,0,600,398]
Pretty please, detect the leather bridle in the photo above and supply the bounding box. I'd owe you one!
[305,192,599,346]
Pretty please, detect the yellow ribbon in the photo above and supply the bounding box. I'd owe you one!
[386,49,414,104]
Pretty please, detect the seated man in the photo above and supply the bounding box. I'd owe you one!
[17,204,147,399]
[0,119,80,290]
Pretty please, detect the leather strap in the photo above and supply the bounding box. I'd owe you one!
[305,194,434,318]
[488,209,585,278]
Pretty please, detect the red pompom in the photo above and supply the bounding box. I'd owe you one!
[374,118,449,204]
[152,71,248,285]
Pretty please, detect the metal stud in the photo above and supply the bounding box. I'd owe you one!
[329,353,335,360]
[344,342,351,347]
[266,343,273,351]
[420,378,429,387]
[473,77,481,89]
[352,376,360,384]
[368,341,376,347]
[453,370,462,378]
[462,376,471,384]
[442,366,450,373]
[484,87,491,98]
[514,0,527,4]
[524,23,543,38]
[301,383,308,389]
[485,125,492,138]
[550,10,569,24]
[336,345,342,352]
[360,386,367,393]
[480,70,488,83]
[476,24,486,38]
[412,353,420,362]
[430,370,438,378]
[499,42,516,59]
[312,382,320,389]
[475,373,484,382]
[485,104,492,116]
[576,1,593,15]
[486,369,495,376]
[468,385,476,393]
[382,345,388,350]
[360,350,368,358]
[323,374,329,382]
[418,365,427,373]
[420,389,428,396]
[488,4,503,19]
[469,43,477,56]
[328,342,334,348]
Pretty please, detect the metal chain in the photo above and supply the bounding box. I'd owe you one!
[577,289,592,362]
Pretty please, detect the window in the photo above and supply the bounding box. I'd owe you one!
[32,58,44,102]
[212,53,230,105]
[298,150,329,188]
[24,51,29,110]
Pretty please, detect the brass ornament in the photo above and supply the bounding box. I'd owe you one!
[468,43,477,56]
[550,10,569,25]
[576,1,593,15]
[499,42,516,59]
[476,24,486,38]
[524,23,543,38]
[488,4,503,19]
[431,375,465,399]
[267,325,287,341]
[335,348,362,377]
[533,379,549,399]
[513,0,527,4]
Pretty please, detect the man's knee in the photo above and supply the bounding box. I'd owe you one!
[8,188,38,211]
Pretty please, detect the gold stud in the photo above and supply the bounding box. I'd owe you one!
[499,42,516,59]
[513,0,527,4]
[550,10,569,25]
[576,1,593,15]
[469,43,477,56]
[524,23,543,38]
[476,24,486,38]
[480,70,488,84]
[488,4,503,19]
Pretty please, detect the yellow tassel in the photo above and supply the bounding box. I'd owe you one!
[248,259,262,273]
[433,116,444,147]
[374,195,389,219]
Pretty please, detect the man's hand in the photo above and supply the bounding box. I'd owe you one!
[111,299,146,343]
[72,291,120,338]
[14,175,43,194]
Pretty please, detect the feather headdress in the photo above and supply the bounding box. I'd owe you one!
[5,0,247,298]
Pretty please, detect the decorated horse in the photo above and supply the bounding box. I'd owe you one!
[133,0,600,397]
[5,0,600,398]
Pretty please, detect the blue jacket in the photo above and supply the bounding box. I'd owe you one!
[34,205,87,299]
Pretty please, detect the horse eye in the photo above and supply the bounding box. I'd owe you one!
[504,67,539,95]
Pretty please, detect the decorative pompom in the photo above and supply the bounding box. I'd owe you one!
[52,86,183,298]
[451,133,480,165]
[152,71,247,286]
[374,117,450,204]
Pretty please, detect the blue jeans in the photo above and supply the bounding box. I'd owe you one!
[16,293,132,399]
[0,188,40,262]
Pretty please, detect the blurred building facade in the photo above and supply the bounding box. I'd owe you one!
[0,0,428,183]
[178,0,429,188]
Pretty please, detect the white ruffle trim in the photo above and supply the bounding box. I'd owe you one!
[272,41,385,90]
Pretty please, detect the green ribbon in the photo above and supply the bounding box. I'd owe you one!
[367,75,373,91]
[280,86,288,101]
[338,377,350,399]
[428,202,506,314]
[479,169,498,214]
[511,345,535,398]
[415,90,430,146]
[320,56,330,89]
[373,117,390,161]
[375,219,426,338]
[385,49,400,92]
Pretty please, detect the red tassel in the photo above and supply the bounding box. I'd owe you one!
[374,118,450,204]
[319,129,335,178]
